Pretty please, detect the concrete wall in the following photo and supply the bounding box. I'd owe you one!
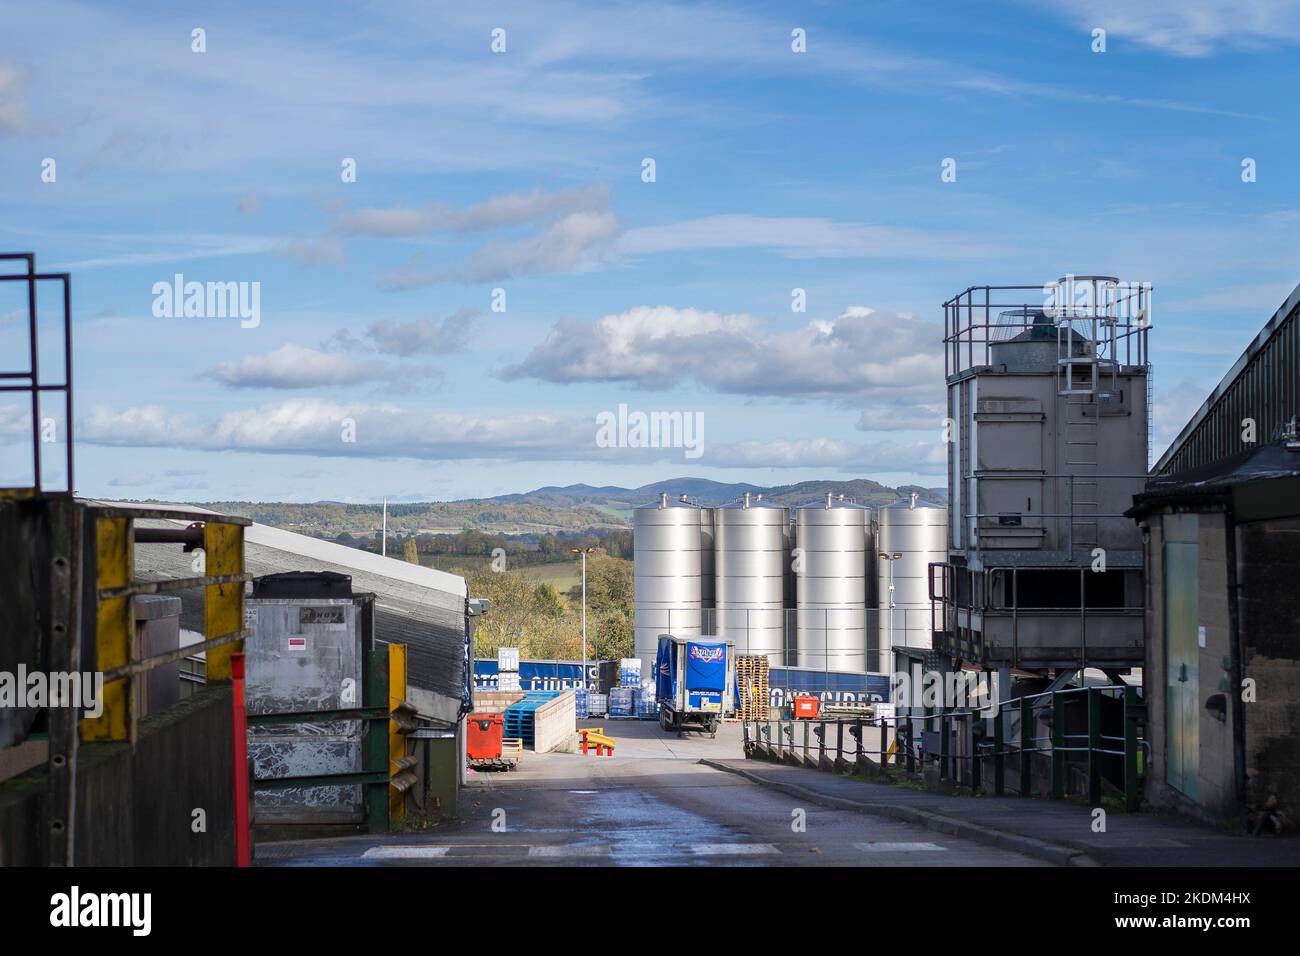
[532,691,576,754]
[0,684,237,865]
[472,689,525,713]
[1237,516,1300,813]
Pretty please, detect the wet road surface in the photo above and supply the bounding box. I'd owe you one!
[257,721,1047,867]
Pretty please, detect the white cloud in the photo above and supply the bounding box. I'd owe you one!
[365,309,475,356]
[1151,379,1213,461]
[708,436,946,473]
[504,305,945,401]
[616,215,1004,261]
[856,402,948,433]
[0,61,25,133]
[80,404,202,447]
[1034,0,1300,56]
[337,184,611,237]
[277,237,348,270]
[211,344,388,389]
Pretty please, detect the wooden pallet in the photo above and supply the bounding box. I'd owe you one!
[501,738,524,763]
[735,655,770,721]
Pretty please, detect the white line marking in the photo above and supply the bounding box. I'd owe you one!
[854,841,947,852]
[690,843,779,856]
[362,846,450,859]
[527,845,610,858]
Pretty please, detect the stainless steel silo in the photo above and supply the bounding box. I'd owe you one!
[699,505,715,626]
[795,494,868,672]
[877,493,947,672]
[634,493,705,676]
[714,493,788,665]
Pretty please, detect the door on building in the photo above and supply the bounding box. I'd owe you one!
[1163,515,1199,800]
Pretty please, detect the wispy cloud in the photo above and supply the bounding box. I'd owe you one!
[1033,0,1300,57]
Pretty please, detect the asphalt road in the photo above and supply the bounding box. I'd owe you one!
[258,721,1046,867]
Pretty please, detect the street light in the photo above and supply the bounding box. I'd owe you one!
[879,551,902,674]
[570,547,596,690]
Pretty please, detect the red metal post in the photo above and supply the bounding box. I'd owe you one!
[231,652,251,868]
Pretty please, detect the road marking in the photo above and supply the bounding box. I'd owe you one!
[362,846,450,859]
[854,841,947,852]
[527,845,610,858]
[690,843,779,856]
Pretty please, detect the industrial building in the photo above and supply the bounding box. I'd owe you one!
[934,277,1151,675]
[1128,280,1300,827]
[125,503,475,828]
[0,252,476,862]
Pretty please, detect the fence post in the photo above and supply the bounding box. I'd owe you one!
[969,715,981,791]
[231,652,251,868]
[1124,685,1140,811]
[1087,688,1102,807]
[1051,691,1065,800]
[803,719,810,759]
[905,716,915,773]
[1020,695,1032,797]
[993,705,1005,796]
[939,714,949,780]
[836,721,844,762]
[366,646,390,833]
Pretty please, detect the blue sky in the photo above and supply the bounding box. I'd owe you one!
[2,0,1298,503]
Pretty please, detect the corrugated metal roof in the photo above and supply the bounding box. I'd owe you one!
[110,501,470,721]
[1153,280,1300,474]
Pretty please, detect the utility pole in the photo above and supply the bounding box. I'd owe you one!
[382,497,388,557]
[571,546,595,690]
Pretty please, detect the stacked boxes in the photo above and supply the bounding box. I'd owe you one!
[574,687,589,719]
[637,689,658,719]
[609,687,636,718]
[619,657,642,688]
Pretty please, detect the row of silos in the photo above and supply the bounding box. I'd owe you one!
[633,491,947,675]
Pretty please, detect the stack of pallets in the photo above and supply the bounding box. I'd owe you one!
[736,655,770,721]
[503,691,561,747]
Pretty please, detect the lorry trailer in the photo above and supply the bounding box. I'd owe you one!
[654,635,735,737]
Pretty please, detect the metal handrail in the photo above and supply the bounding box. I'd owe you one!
[744,681,1145,810]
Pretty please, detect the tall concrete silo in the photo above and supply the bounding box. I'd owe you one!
[634,493,706,675]
[877,493,947,671]
[795,494,869,672]
[714,493,788,665]
[939,276,1150,672]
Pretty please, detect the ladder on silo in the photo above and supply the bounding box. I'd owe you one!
[1065,395,1100,553]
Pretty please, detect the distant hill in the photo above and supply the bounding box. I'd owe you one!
[187,478,947,537]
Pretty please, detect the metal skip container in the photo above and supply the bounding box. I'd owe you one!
[634,493,707,675]
[877,493,947,671]
[795,494,869,672]
[714,493,788,665]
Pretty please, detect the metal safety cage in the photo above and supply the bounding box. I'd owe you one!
[0,253,73,496]
[943,281,1151,383]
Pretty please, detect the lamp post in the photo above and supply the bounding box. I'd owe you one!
[571,547,596,690]
[879,551,902,674]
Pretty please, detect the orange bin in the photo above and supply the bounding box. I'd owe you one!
[792,695,820,719]
[466,712,504,760]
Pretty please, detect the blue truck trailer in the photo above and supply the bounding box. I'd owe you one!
[654,635,735,738]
